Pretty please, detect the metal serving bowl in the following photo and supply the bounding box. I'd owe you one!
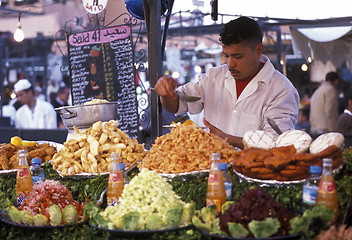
[55,102,118,129]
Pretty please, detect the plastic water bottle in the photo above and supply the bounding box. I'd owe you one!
[30,158,45,184]
[220,163,233,201]
[120,163,130,185]
[302,165,322,211]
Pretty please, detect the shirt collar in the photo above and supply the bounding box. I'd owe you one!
[344,109,352,116]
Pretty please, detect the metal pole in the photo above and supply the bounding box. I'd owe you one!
[0,38,5,117]
[143,0,162,143]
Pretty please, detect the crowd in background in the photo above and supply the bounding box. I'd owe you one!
[1,76,71,129]
[295,71,352,137]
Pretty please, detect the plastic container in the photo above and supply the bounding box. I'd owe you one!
[302,165,322,211]
[316,158,338,222]
[107,153,124,206]
[220,163,232,201]
[120,163,130,185]
[30,158,45,184]
[206,153,226,212]
[16,149,33,205]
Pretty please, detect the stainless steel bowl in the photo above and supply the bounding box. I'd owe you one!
[55,102,118,129]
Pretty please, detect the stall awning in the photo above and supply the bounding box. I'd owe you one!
[290,24,352,81]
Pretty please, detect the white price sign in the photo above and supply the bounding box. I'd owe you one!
[82,0,108,14]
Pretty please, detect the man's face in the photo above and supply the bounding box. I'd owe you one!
[16,90,33,105]
[222,42,263,81]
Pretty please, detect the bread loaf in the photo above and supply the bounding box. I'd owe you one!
[276,130,312,153]
[242,130,277,150]
[309,132,344,154]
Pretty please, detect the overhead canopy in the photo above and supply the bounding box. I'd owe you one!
[290,24,352,81]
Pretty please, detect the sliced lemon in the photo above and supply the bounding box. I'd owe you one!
[22,140,37,147]
[10,136,23,146]
[183,119,195,126]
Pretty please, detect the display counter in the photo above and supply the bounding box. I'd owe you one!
[0,148,351,240]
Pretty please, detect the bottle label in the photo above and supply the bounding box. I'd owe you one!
[224,182,232,200]
[107,196,120,206]
[15,191,30,206]
[303,185,318,204]
[32,174,45,184]
[109,172,123,183]
[17,168,31,178]
[206,199,222,212]
[319,181,336,193]
[208,173,220,185]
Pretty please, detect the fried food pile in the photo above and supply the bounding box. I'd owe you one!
[139,125,240,173]
[233,144,342,181]
[51,120,146,176]
[0,143,57,170]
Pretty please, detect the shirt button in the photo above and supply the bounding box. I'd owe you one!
[233,110,237,113]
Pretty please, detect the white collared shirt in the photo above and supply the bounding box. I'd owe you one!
[175,55,299,137]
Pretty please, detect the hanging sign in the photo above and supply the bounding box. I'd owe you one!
[82,0,108,14]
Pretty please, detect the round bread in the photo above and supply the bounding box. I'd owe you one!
[276,129,312,153]
[309,132,345,154]
[242,130,277,150]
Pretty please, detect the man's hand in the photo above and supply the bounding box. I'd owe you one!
[154,76,179,113]
[203,118,244,149]
[154,76,178,98]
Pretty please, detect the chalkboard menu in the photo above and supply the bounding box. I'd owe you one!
[67,25,139,139]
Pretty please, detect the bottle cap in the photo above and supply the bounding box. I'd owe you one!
[32,158,41,165]
[309,165,322,174]
[120,163,125,170]
[220,162,228,170]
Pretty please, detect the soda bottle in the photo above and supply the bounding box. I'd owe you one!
[120,163,130,185]
[220,163,233,201]
[302,165,322,211]
[30,158,45,184]
[206,153,226,212]
[16,149,33,205]
[316,158,338,221]
[107,153,124,206]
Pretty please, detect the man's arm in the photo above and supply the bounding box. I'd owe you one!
[203,118,244,149]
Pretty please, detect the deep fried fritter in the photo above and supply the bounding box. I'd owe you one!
[270,145,296,156]
[263,155,292,169]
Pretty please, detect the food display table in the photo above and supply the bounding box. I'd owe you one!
[0,147,351,240]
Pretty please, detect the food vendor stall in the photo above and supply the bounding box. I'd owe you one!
[1,2,352,240]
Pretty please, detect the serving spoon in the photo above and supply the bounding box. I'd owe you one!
[149,87,201,102]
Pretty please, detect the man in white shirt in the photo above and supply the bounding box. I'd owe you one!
[14,79,57,129]
[154,16,299,148]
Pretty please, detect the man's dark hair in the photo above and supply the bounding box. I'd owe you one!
[57,86,69,95]
[219,16,263,46]
[300,107,310,120]
[325,71,340,82]
[344,90,352,106]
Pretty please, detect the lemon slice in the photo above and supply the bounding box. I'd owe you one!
[22,140,37,147]
[10,136,23,146]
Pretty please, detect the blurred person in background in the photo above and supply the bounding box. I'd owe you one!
[309,71,340,135]
[14,79,57,129]
[337,90,352,135]
[295,107,310,133]
[51,86,70,128]
[154,16,299,148]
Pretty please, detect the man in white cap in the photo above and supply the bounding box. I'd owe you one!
[14,79,57,129]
